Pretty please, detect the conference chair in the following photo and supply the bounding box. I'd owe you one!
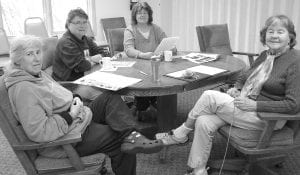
[100,17,126,42]
[0,74,107,175]
[196,24,259,90]
[196,24,259,66]
[24,17,49,38]
[107,28,125,56]
[208,113,300,175]
[0,28,10,76]
[0,28,10,56]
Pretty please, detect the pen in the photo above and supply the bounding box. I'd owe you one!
[139,71,148,75]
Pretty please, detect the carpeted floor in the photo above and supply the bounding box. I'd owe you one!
[103,87,300,175]
[0,87,300,175]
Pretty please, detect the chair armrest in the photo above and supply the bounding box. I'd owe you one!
[257,112,300,120]
[232,51,259,57]
[256,112,300,149]
[58,81,79,92]
[232,51,259,66]
[13,133,82,150]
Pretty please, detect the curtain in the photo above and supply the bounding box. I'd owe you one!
[159,0,300,64]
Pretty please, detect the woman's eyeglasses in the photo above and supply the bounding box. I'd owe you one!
[71,21,88,26]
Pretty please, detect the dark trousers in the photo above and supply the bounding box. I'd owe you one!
[135,96,157,111]
[75,91,137,175]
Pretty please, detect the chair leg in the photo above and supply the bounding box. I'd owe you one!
[248,154,286,175]
[207,158,247,172]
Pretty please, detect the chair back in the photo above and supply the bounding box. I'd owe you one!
[196,24,233,55]
[24,17,49,38]
[100,17,126,42]
[41,37,58,76]
[0,28,10,56]
[0,75,38,174]
[107,28,125,56]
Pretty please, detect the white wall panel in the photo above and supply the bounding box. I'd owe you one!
[159,0,300,65]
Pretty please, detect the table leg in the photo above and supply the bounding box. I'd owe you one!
[156,94,177,163]
[157,94,178,132]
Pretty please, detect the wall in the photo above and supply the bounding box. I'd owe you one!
[94,0,131,41]
[93,0,165,42]
[161,0,300,65]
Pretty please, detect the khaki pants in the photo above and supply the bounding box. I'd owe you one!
[186,90,270,175]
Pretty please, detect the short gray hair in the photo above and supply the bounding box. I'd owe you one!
[9,35,42,68]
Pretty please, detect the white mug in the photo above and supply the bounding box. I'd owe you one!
[164,50,173,62]
[99,57,113,69]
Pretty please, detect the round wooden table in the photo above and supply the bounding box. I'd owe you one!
[89,54,246,132]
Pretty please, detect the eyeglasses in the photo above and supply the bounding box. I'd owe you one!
[137,12,148,15]
[70,21,88,26]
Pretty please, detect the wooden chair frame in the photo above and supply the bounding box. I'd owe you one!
[208,112,300,175]
[0,75,107,174]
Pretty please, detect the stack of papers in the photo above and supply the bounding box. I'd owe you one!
[182,53,220,64]
[74,71,141,91]
[165,65,227,82]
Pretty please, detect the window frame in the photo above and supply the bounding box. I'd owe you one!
[0,0,96,37]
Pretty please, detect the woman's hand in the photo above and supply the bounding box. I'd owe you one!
[139,52,154,59]
[69,97,83,119]
[233,97,257,111]
[226,87,241,98]
[90,54,102,63]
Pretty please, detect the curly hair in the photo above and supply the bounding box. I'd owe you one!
[260,15,296,48]
[131,2,153,25]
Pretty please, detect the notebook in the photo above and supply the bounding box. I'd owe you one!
[154,37,179,55]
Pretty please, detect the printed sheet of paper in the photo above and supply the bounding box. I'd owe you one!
[182,53,220,64]
[99,61,136,72]
[74,71,142,91]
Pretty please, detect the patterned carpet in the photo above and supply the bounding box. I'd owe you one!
[0,87,300,175]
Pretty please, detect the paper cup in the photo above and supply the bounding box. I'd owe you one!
[164,50,173,62]
[99,57,113,69]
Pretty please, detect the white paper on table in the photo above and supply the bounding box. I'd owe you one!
[111,61,136,67]
[99,66,118,72]
[187,65,227,75]
[73,71,142,91]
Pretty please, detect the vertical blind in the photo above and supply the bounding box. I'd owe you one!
[163,0,300,64]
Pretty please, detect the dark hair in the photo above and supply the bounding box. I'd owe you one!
[260,14,297,48]
[131,2,153,25]
[65,8,89,29]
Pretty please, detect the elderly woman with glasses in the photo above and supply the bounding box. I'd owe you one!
[156,15,300,175]
[5,35,163,175]
[52,8,108,82]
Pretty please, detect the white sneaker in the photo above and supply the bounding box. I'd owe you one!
[155,131,188,145]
